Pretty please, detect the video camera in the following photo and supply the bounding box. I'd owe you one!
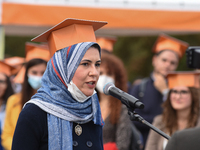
[186,46,200,69]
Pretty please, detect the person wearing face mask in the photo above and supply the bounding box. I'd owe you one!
[129,34,189,149]
[0,62,14,150]
[0,62,15,129]
[11,18,107,150]
[145,71,200,150]
[96,51,141,150]
[1,43,50,150]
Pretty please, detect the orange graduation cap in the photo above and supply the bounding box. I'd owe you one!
[25,42,50,62]
[13,66,26,84]
[4,56,25,75]
[152,34,189,58]
[167,71,200,89]
[96,36,117,52]
[4,56,25,67]
[13,42,50,84]
[0,61,15,76]
[31,18,108,57]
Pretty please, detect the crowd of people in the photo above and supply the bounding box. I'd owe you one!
[0,18,199,150]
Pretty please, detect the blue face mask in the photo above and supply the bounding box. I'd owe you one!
[28,75,42,90]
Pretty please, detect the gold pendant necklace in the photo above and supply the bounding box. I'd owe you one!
[75,124,82,136]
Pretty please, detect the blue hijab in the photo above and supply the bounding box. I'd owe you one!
[26,42,103,150]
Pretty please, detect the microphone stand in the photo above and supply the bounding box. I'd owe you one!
[128,108,170,140]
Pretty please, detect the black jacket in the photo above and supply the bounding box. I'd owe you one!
[165,127,200,150]
[12,103,103,150]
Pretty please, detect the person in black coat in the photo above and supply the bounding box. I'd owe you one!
[165,127,200,150]
[12,18,107,150]
[129,34,189,148]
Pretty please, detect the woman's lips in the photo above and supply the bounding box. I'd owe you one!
[86,81,96,88]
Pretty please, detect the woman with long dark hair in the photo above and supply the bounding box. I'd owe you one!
[1,58,48,150]
[96,51,133,150]
[0,72,14,113]
[0,61,14,150]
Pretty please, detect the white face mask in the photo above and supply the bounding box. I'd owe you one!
[28,75,42,90]
[96,75,115,93]
[67,81,96,103]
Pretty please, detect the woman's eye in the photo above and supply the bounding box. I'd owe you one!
[31,71,38,75]
[95,63,101,67]
[82,63,88,66]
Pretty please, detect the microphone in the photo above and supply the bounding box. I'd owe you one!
[103,82,144,109]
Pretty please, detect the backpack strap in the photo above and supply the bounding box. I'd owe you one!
[138,77,149,99]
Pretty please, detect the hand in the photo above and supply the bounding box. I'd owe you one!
[153,72,168,94]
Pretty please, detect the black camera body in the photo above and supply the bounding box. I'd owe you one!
[186,46,200,69]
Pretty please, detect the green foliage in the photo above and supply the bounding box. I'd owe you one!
[4,36,33,58]
[114,36,155,82]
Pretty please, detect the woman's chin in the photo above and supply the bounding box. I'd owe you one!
[82,90,94,97]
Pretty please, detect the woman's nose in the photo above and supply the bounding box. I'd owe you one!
[89,65,99,76]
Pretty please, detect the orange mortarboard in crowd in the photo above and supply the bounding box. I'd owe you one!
[0,61,15,76]
[13,42,50,84]
[96,37,117,53]
[25,42,50,62]
[4,56,25,67]
[4,56,25,75]
[31,18,108,57]
[167,71,200,89]
[152,34,189,58]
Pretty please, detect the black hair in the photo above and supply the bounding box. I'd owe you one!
[1,73,14,104]
[91,43,101,53]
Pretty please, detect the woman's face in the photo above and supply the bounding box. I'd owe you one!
[72,47,101,97]
[27,63,46,77]
[0,73,7,98]
[170,86,192,111]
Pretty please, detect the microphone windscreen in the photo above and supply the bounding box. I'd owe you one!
[103,82,115,95]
